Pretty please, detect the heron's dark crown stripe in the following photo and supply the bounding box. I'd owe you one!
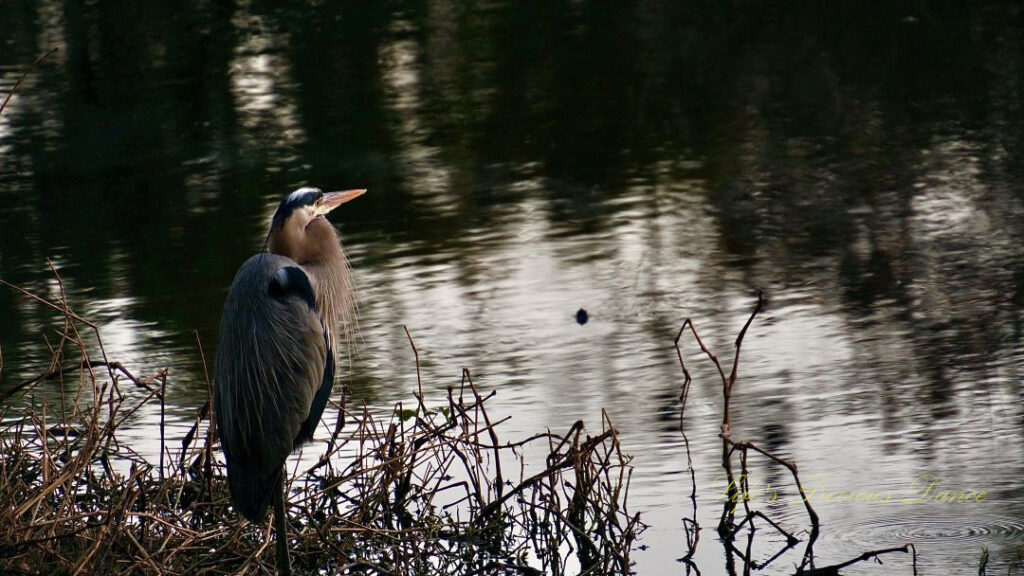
[268,266,317,310]
[270,187,321,230]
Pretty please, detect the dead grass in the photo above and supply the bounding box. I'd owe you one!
[0,271,643,575]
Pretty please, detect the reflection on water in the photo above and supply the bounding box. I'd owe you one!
[1,1,1022,574]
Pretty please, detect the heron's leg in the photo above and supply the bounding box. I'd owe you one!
[274,470,292,576]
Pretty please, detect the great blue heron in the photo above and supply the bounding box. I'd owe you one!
[214,186,365,575]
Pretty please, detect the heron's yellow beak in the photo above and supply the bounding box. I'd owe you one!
[317,189,367,215]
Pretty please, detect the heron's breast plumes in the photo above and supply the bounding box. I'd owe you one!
[291,217,356,358]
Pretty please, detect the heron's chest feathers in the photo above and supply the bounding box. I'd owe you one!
[303,255,357,350]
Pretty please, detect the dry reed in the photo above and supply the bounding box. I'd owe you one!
[675,292,917,575]
[0,272,643,575]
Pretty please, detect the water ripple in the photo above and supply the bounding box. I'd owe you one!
[818,512,1024,550]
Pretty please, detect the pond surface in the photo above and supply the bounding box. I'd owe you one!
[2,1,1023,574]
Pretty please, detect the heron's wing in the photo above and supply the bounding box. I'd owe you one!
[267,265,336,447]
[213,254,331,522]
[295,331,334,447]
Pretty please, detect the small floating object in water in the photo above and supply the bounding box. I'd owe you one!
[575,308,589,325]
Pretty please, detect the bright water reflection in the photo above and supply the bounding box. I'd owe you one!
[1,1,1022,574]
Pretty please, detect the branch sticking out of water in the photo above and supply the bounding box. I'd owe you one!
[673,293,933,575]
[796,543,917,576]
[675,291,821,569]
[673,323,700,567]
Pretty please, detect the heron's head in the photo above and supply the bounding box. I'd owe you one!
[268,186,366,264]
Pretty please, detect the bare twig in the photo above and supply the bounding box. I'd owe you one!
[796,543,914,575]
[676,291,819,569]
[1,47,57,116]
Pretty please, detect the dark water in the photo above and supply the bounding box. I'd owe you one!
[2,1,1023,574]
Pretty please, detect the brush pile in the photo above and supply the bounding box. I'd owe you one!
[0,279,643,575]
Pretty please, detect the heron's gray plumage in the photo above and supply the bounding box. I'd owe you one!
[213,187,363,526]
[214,254,332,521]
